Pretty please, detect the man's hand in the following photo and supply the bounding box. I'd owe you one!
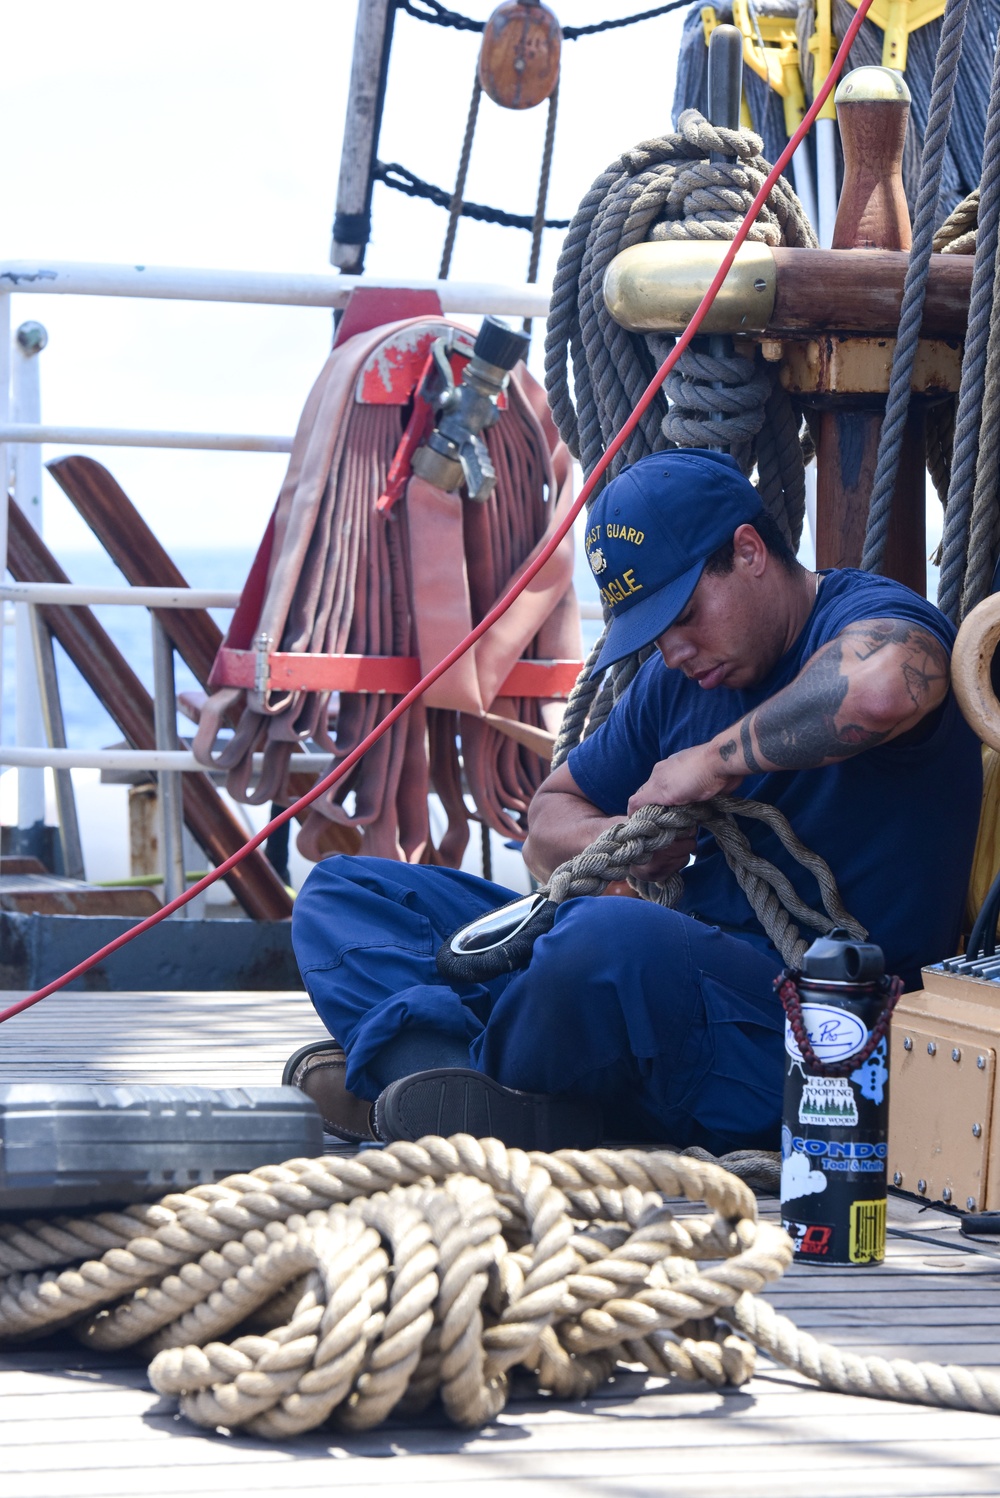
[628,743,745,814]
[626,828,699,881]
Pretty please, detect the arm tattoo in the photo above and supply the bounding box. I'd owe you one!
[719,738,738,763]
[748,618,948,771]
[837,619,948,711]
[740,717,763,773]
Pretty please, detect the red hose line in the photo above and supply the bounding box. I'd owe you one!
[0,0,872,1026]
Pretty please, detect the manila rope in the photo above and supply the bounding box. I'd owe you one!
[3,1138,1000,1435]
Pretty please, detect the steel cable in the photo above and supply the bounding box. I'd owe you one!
[937,27,1000,621]
[860,0,972,574]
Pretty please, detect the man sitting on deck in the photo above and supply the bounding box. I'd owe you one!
[288,448,983,1153]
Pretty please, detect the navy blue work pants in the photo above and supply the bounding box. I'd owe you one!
[291,855,786,1154]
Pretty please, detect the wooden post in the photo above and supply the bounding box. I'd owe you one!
[815,66,927,594]
[330,0,396,274]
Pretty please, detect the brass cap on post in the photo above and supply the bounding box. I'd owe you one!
[835,65,911,106]
[602,240,776,335]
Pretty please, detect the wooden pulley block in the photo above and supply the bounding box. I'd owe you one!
[952,594,1000,752]
[478,0,562,110]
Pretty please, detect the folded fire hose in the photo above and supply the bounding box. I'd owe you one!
[193,316,581,868]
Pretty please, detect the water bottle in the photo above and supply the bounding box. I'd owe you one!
[777,929,900,1267]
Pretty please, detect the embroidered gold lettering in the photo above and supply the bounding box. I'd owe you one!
[600,570,644,607]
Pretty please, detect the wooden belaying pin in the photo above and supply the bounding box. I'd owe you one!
[814,65,923,592]
[831,65,912,252]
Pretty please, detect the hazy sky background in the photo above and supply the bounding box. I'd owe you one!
[3,0,688,559]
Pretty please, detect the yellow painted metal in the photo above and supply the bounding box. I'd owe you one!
[602,240,776,335]
[732,0,807,139]
[779,334,961,397]
[845,0,947,72]
[808,0,837,121]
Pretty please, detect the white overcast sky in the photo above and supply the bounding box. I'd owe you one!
[3,0,688,558]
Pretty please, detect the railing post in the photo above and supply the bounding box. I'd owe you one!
[12,322,49,861]
[151,617,187,910]
[28,606,84,879]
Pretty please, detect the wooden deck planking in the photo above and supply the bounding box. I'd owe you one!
[3,989,1000,1495]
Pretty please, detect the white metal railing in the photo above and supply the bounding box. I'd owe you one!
[1,584,242,608]
[0,261,551,315]
[0,424,294,453]
[2,748,334,772]
[1,584,598,615]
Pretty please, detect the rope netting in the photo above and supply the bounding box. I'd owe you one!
[5,1138,1000,1437]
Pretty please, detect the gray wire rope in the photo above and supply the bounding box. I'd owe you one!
[439,76,482,279]
[860,0,972,574]
[958,253,1000,615]
[937,28,1000,621]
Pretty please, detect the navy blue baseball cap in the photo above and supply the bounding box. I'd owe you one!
[585,448,764,674]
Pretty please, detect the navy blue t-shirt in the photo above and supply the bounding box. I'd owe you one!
[567,569,983,989]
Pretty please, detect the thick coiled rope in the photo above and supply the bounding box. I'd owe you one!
[4,1138,1000,1435]
[861,0,972,575]
[543,110,814,762]
[544,108,815,509]
[542,796,865,970]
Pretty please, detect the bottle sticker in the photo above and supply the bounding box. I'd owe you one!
[781,1150,828,1203]
[798,1076,859,1126]
[850,1037,889,1105]
[783,1219,835,1257]
[785,1004,868,1064]
[791,1137,887,1175]
[849,1198,887,1264]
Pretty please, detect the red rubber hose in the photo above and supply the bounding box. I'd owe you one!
[0,0,873,1025]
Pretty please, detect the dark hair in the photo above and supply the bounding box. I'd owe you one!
[702,507,799,577]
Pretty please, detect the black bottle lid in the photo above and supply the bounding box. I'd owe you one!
[802,927,885,983]
[474,316,531,371]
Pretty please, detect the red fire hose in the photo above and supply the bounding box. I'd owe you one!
[0,0,874,1026]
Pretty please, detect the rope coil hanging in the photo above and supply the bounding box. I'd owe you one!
[6,1137,1000,1436]
[543,109,815,761]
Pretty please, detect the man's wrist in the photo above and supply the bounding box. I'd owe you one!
[712,721,761,777]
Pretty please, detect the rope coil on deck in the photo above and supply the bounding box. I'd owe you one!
[4,1138,1000,1435]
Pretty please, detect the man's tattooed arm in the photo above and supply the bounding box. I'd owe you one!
[718,617,950,775]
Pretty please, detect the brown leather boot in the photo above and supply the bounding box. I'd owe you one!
[282,1040,376,1143]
